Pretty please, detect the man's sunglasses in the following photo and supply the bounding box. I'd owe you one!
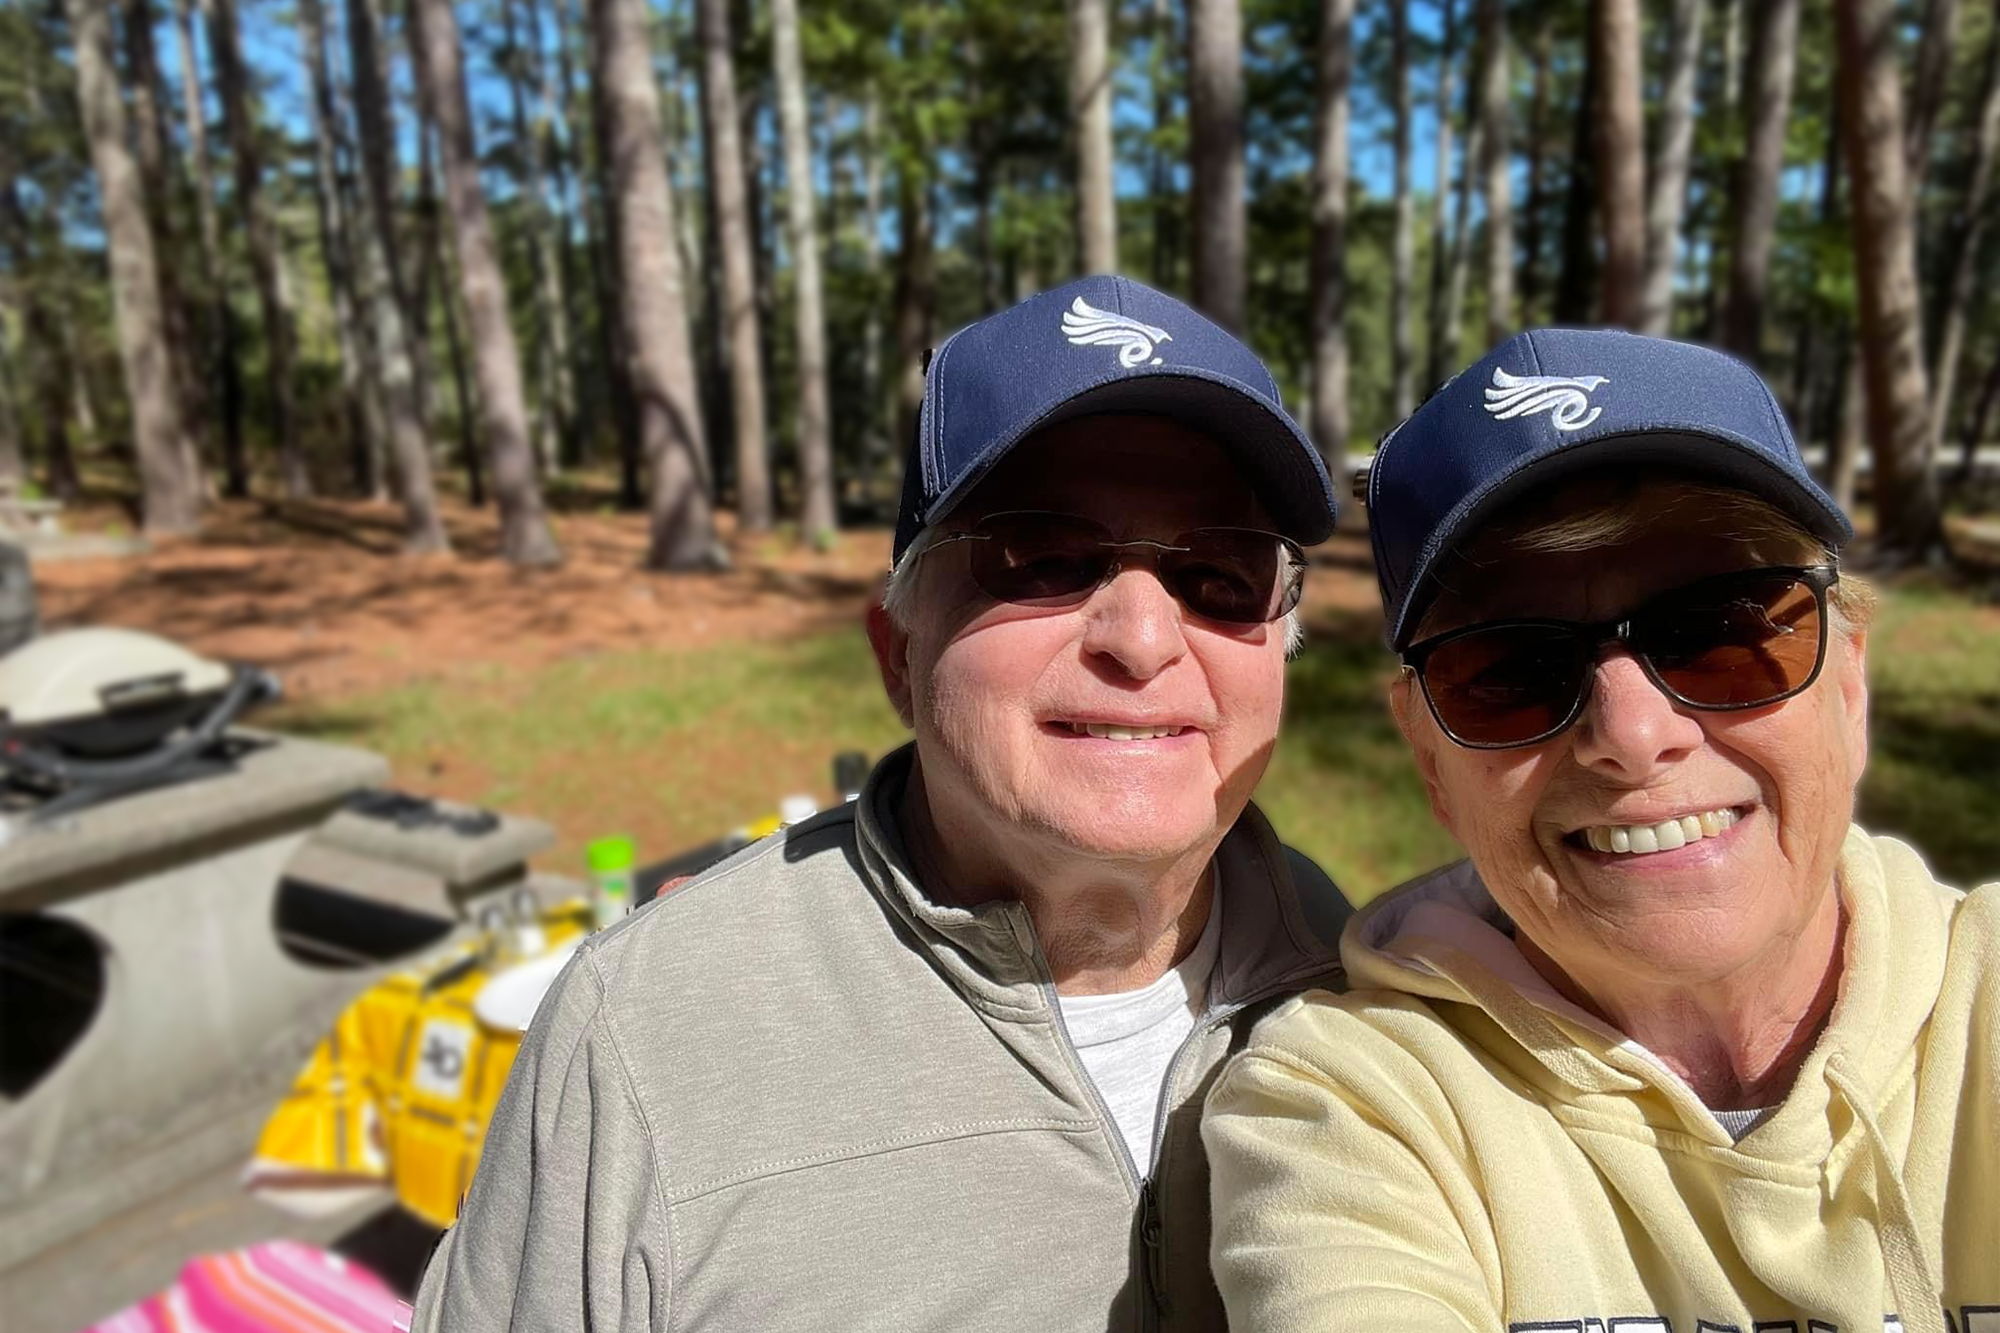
[1401,565,1839,749]
[917,510,1307,625]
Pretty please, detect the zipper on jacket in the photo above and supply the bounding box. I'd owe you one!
[1138,961,1346,1329]
[1138,1175,1164,1318]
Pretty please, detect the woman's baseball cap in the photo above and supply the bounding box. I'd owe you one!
[1369,327,1854,650]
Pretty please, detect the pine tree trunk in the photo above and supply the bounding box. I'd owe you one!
[1390,0,1414,418]
[1554,12,1598,324]
[1149,0,1177,290]
[1836,0,1947,561]
[526,0,583,470]
[589,0,720,570]
[1518,18,1551,324]
[1959,348,2000,476]
[1641,0,1704,335]
[0,303,24,493]
[1188,0,1246,332]
[210,0,307,496]
[299,0,384,499]
[1721,0,1802,362]
[1927,0,1998,462]
[1426,0,1459,391]
[415,117,484,508]
[1445,90,1483,376]
[1904,0,1962,194]
[344,0,450,550]
[170,0,247,498]
[409,0,561,565]
[696,0,772,534]
[66,0,201,532]
[122,0,209,500]
[1477,0,1513,343]
[771,0,835,543]
[860,91,887,497]
[1311,0,1354,510]
[893,167,935,458]
[1595,0,1645,327]
[1070,0,1117,275]
[505,0,571,480]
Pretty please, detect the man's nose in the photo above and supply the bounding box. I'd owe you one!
[1567,648,1705,777]
[1079,565,1188,680]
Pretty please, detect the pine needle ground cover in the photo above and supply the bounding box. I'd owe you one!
[274,576,2000,903]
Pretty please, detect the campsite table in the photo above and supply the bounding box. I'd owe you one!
[0,730,390,1270]
[247,901,594,1228]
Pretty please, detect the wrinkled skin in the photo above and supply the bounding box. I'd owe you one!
[869,416,1289,989]
[1392,522,1870,1104]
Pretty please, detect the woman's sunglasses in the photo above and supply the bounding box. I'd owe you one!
[917,510,1307,625]
[1401,565,1839,749]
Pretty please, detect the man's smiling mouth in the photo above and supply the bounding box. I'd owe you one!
[1059,721,1186,741]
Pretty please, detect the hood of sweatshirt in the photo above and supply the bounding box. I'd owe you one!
[1342,826,1957,1157]
[1340,826,1966,1325]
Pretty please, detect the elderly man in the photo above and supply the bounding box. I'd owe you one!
[1204,328,2000,1333]
[411,275,1351,1331]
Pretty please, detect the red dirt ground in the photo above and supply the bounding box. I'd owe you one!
[31,495,1386,705]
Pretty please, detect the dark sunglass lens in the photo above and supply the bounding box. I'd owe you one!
[967,514,1114,604]
[1636,573,1824,707]
[1161,530,1291,623]
[1422,625,1591,745]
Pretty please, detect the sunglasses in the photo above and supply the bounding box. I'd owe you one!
[1402,565,1839,749]
[918,510,1307,625]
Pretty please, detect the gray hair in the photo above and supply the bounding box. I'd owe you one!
[884,525,1308,658]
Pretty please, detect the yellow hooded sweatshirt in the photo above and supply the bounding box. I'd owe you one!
[1203,828,1999,1333]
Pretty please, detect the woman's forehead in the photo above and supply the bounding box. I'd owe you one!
[1421,519,1807,633]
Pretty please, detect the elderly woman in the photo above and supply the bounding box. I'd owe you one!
[1203,329,1999,1333]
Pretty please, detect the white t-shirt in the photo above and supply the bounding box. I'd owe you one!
[1057,882,1223,1174]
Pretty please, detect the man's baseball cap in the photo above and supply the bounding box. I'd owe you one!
[1369,327,1854,650]
[892,275,1338,562]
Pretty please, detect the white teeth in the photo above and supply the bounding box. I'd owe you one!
[1067,722,1182,741]
[1581,807,1739,857]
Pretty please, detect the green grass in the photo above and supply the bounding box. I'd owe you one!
[274,579,2000,896]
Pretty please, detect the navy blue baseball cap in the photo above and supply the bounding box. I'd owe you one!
[892,275,1338,562]
[1370,327,1854,650]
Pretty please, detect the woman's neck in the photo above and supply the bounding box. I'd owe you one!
[1519,890,1847,1111]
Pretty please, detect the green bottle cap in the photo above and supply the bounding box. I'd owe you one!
[587,836,636,873]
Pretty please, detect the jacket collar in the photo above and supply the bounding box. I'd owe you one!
[852,744,1344,1019]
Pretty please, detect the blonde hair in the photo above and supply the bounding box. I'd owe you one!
[1424,474,1876,637]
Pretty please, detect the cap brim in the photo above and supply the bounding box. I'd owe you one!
[1389,430,1856,648]
[919,370,1339,548]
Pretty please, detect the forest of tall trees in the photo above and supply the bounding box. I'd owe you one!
[1,0,1995,566]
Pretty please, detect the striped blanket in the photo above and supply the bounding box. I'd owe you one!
[81,1243,400,1333]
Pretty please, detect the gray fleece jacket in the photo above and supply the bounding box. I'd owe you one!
[410,745,1349,1332]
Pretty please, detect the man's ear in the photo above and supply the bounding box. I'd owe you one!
[866,601,917,730]
[1389,670,1453,831]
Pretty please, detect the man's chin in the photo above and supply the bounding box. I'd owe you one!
[1028,799,1226,865]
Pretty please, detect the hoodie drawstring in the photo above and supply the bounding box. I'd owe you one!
[1825,1055,1945,1333]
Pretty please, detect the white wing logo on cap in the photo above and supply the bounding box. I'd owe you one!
[1482,366,1608,431]
[1061,297,1172,368]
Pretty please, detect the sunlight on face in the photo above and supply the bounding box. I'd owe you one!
[1398,521,1869,1000]
[895,416,1289,867]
